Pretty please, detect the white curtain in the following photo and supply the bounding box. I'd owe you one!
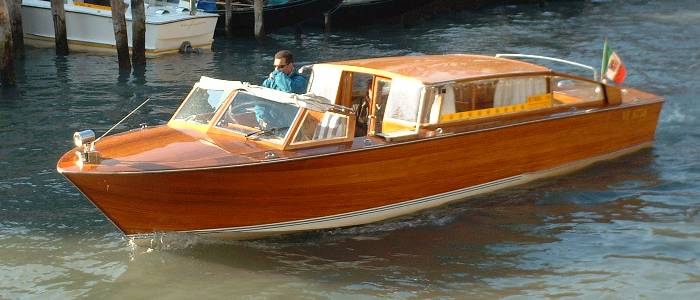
[384,78,424,123]
[308,65,343,103]
[493,77,547,107]
[429,85,456,124]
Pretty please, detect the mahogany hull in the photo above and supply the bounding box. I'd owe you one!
[61,101,662,239]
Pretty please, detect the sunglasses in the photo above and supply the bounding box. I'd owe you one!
[274,64,288,69]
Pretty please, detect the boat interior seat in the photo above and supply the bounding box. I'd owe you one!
[313,113,346,140]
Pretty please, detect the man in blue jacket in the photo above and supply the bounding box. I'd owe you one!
[262,50,308,94]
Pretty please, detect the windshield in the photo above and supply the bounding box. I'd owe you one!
[216,91,300,144]
[173,87,228,124]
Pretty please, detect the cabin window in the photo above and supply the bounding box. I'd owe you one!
[308,65,343,103]
[552,76,604,104]
[384,78,424,123]
[494,77,548,107]
[291,110,350,144]
[172,87,227,124]
[376,78,425,135]
[216,91,300,144]
[431,75,607,124]
[433,76,549,123]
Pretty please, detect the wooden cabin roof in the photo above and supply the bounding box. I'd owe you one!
[326,54,551,84]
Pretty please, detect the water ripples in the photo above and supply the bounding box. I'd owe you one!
[2,0,700,298]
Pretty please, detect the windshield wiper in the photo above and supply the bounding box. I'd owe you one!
[244,126,289,139]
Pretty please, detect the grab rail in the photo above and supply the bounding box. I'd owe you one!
[495,54,598,81]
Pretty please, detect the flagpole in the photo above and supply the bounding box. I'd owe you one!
[600,38,608,82]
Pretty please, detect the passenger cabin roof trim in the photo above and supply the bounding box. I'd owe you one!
[323,54,552,85]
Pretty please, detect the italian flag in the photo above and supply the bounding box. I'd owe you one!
[601,40,627,85]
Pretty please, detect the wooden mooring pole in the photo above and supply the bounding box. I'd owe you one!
[224,0,232,37]
[7,0,23,58]
[131,0,146,67]
[323,12,331,32]
[0,0,16,86]
[110,0,131,71]
[253,0,264,40]
[50,0,69,55]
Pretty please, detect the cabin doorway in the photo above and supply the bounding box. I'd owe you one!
[370,77,391,135]
[338,72,374,137]
[349,73,373,136]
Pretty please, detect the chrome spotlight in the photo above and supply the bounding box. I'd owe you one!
[73,130,100,164]
[73,130,96,148]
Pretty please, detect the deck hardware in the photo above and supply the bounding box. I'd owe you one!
[73,130,101,164]
[435,128,444,135]
[73,130,95,147]
[363,139,373,146]
[264,151,277,159]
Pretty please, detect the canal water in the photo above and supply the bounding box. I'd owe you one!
[2,0,699,298]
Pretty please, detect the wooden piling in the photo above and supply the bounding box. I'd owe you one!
[253,0,264,40]
[110,0,131,71]
[0,0,16,86]
[6,0,23,58]
[131,0,146,66]
[323,12,331,32]
[224,0,232,37]
[50,0,69,55]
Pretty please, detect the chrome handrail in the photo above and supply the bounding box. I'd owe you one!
[495,54,598,81]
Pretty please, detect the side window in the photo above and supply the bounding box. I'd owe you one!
[292,110,350,144]
[493,76,548,107]
[436,76,551,123]
[552,76,604,104]
[308,65,343,103]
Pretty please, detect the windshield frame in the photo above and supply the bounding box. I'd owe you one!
[212,90,303,146]
[168,78,243,128]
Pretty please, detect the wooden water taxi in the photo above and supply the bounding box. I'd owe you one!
[21,0,218,57]
[57,54,663,242]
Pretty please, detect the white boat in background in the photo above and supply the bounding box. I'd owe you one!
[21,0,219,57]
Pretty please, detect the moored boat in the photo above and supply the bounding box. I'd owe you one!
[57,54,663,242]
[21,0,219,57]
[204,0,343,34]
[322,0,433,26]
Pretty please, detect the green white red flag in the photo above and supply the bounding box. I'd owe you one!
[601,40,627,85]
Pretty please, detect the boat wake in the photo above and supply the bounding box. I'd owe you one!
[125,202,469,254]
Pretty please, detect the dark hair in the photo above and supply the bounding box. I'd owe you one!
[274,50,294,63]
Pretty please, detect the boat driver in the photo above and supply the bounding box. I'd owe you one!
[262,50,308,94]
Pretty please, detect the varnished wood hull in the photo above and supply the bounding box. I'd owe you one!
[60,101,662,240]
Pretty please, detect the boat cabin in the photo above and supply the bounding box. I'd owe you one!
[170,54,622,152]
